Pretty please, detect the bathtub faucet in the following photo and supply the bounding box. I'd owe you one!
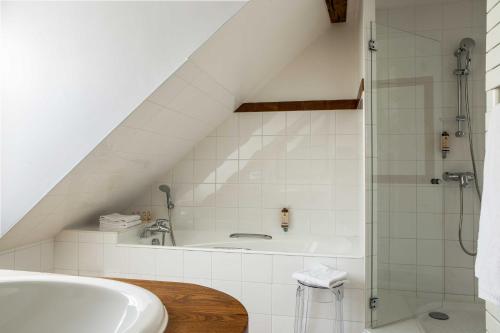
[140,218,174,246]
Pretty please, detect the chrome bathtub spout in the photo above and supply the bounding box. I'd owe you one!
[141,218,173,246]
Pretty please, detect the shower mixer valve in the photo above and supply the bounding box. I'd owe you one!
[443,171,474,188]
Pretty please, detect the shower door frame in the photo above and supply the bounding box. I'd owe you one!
[368,21,444,328]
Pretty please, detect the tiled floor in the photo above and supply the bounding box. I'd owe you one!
[366,302,485,333]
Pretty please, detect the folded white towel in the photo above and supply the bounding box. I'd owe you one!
[476,108,500,306]
[292,264,347,289]
[99,219,141,230]
[99,213,141,223]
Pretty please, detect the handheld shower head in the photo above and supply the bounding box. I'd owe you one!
[459,37,475,51]
[455,38,475,71]
[158,185,174,209]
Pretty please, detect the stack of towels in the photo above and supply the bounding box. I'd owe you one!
[292,264,348,289]
[99,213,141,230]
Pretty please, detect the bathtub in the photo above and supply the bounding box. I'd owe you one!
[118,228,360,257]
[0,270,167,333]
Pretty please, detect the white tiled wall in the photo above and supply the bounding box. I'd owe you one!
[128,110,364,244]
[54,229,366,333]
[0,239,54,272]
[369,0,487,325]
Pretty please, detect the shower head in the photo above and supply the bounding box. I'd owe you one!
[158,184,174,209]
[455,37,475,73]
[459,38,475,50]
[159,184,170,195]
[455,37,475,57]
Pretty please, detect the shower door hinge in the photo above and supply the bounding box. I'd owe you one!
[369,297,380,309]
[369,39,377,52]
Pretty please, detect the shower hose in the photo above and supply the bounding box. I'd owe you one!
[458,74,482,257]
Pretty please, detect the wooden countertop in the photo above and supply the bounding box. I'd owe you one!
[113,278,248,333]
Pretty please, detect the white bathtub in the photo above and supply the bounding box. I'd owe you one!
[0,270,167,333]
[118,228,360,257]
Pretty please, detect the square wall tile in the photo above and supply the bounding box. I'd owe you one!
[41,241,54,272]
[263,112,286,135]
[0,252,14,269]
[242,282,272,314]
[242,253,273,283]
[417,266,444,293]
[445,267,474,295]
[78,243,103,272]
[273,255,303,284]
[184,250,211,279]
[128,247,155,275]
[212,280,242,300]
[271,284,297,316]
[156,249,183,277]
[390,239,417,265]
[212,252,242,281]
[54,242,78,270]
[103,245,128,274]
[417,239,443,266]
[14,244,41,272]
[78,231,103,243]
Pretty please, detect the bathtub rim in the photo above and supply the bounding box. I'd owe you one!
[113,242,364,258]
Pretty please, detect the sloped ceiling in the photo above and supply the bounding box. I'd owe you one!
[0,0,350,250]
[1,1,245,236]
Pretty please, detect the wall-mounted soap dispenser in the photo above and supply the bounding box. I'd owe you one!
[281,208,289,232]
[441,131,450,159]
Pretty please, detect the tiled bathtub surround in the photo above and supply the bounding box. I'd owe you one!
[128,110,364,247]
[53,229,365,333]
[0,239,54,272]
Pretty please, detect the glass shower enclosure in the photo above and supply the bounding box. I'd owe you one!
[367,21,483,328]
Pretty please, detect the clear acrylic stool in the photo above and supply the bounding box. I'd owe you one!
[294,280,345,333]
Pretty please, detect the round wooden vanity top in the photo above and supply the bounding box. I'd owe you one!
[112,278,248,333]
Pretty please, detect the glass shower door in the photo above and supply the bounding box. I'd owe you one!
[368,22,445,327]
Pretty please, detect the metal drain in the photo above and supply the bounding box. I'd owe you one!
[429,312,449,320]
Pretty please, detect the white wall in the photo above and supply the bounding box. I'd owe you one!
[251,25,362,102]
[126,22,365,251]
[0,238,54,272]
[127,110,363,245]
[1,1,245,235]
[0,0,338,251]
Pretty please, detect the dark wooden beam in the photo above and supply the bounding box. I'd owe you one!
[235,78,364,113]
[357,78,364,109]
[235,99,358,112]
[325,0,348,23]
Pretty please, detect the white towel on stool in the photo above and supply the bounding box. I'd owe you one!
[292,264,347,289]
[476,108,500,306]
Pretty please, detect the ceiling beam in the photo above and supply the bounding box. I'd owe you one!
[235,79,364,112]
[234,99,358,112]
[325,0,347,23]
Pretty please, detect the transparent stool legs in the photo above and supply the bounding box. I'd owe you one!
[332,285,344,333]
[294,284,310,333]
[294,283,344,333]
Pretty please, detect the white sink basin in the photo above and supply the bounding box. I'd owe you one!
[0,270,167,333]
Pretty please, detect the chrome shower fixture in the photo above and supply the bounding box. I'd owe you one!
[454,37,475,137]
[158,184,176,246]
[443,171,475,188]
[454,37,475,75]
[443,171,478,257]
[159,184,175,209]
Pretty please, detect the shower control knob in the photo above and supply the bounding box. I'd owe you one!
[430,178,441,185]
